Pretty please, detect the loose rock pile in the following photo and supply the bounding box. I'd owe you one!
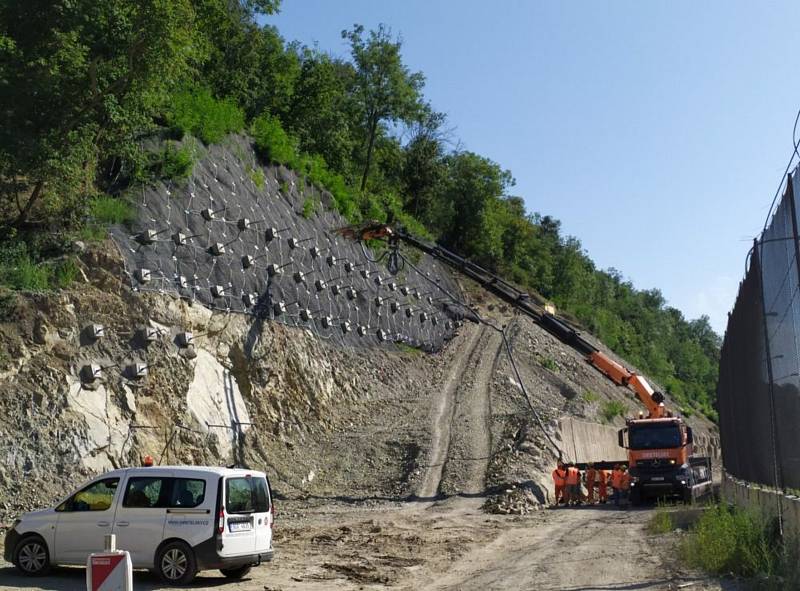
[483,483,543,515]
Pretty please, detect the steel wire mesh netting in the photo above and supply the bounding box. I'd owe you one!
[109,137,459,351]
[719,167,800,489]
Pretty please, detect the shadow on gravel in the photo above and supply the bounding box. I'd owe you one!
[0,566,242,590]
[555,581,689,591]
[556,579,743,591]
[273,475,519,505]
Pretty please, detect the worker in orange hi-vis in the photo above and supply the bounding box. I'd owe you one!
[596,466,609,503]
[620,466,632,508]
[565,463,581,505]
[551,460,567,507]
[611,464,624,506]
[585,463,597,504]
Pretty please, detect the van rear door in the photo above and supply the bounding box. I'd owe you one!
[252,476,272,554]
[220,475,257,557]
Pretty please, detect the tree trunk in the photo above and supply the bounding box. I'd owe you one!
[13,179,44,228]
[360,115,378,192]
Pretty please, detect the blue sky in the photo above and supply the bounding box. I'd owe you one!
[266,1,800,334]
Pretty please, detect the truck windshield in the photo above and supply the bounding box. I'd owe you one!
[628,424,682,449]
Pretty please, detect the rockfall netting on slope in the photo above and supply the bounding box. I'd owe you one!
[110,135,462,351]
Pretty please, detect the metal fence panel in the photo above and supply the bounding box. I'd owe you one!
[716,166,800,488]
[717,249,774,486]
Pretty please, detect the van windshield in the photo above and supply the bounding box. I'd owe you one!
[226,476,270,514]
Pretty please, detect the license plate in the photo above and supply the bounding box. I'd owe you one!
[651,477,665,481]
[229,521,252,532]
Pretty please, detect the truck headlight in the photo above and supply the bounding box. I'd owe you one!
[679,480,686,485]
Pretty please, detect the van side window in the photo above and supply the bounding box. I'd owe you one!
[123,477,167,508]
[57,478,119,512]
[170,478,206,508]
[123,477,207,508]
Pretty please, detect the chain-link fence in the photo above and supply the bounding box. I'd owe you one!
[718,167,800,490]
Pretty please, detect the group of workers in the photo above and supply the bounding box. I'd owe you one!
[551,460,631,507]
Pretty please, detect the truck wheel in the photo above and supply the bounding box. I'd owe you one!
[156,541,197,585]
[14,535,51,576]
[682,487,694,505]
[220,565,252,579]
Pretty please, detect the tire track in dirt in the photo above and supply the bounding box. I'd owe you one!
[415,507,709,591]
[439,328,503,495]
[415,324,485,499]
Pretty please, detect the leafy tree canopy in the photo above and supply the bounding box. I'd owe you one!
[0,5,721,420]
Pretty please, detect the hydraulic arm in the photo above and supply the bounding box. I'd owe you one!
[587,352,666,418]
[339,223,667,413]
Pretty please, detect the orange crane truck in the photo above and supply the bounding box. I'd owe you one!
[589,352,713,504]
[341,223,713,504]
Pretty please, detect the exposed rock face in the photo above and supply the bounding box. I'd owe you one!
[185,348,251,460]
[0,275,369,522]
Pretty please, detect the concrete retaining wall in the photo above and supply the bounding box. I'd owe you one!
[722,471,800,540]
[556,417,623,464]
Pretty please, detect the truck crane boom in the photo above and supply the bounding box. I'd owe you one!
[587,352,666,418]
[338,222,712,503]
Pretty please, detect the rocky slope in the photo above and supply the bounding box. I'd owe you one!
[0,136,719,529]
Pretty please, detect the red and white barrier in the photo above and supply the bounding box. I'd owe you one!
[86,535,132,591]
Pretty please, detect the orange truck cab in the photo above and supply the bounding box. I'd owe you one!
[618,417,710,503]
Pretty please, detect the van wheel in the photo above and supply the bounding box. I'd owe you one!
[156,541,197,585]
[14,536,51,576]
[220,565,252,579]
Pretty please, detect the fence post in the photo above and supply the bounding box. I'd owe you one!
[755,238,784,536]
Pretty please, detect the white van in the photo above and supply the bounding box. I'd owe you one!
[5,466,274,584]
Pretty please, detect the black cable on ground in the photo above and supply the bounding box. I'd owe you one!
[396,251,563,459]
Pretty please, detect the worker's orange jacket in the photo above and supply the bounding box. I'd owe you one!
[552,468,567,486]
[566,466,580,485]
[586,468,596,484]
[621,472,631,490]
[611,469,624,489]
[596,469,609,486]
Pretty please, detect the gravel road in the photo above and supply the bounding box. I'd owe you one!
[0,308,728,591]
[0,499,736,591]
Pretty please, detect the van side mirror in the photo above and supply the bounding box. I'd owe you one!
[686,426,694,444]
[618,428,628,449]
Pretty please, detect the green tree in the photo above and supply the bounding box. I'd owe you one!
[342,24,425,191]
[284,49,356,174]
[403,107,448,216]
[433,152,513,256]
[194,5,299,120]
[0,0,197,227]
